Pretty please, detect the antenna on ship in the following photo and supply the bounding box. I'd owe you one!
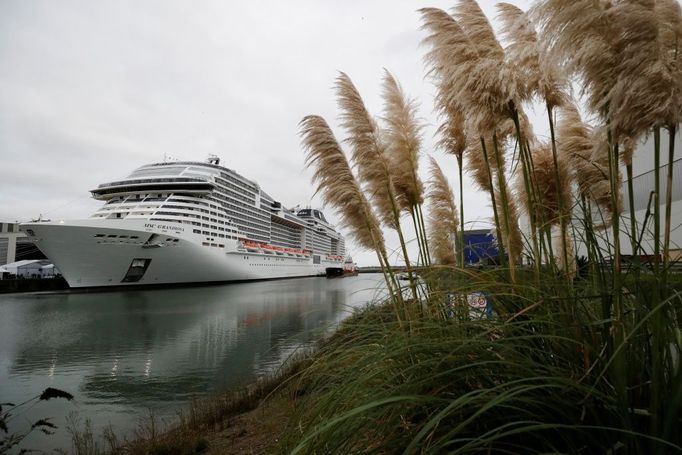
[207,154,220,165]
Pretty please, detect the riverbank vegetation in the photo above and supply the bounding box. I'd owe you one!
[291,0,682,452]
[62,0,682,453]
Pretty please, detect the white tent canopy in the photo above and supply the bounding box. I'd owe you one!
[0,260,60,278]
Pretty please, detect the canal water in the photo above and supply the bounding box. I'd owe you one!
[0,274,386,452]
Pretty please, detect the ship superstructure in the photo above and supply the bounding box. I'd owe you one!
[21,158,345,287]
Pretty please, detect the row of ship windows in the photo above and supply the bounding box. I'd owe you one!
[271,230,302,241]
[152,219,211,229]
[242,256,293,262]
[248,262,305,267]
[168,197,235,219]
[217,174,258,193]
[202,242,225,248]
[272,239,302,248]
[156,210,232,226]
[216,174,257,192]
[211,190,257,210]
[161,204,226,218]
[234,220,270,235]
[92,233,180,243]
[224,211,269,230]
[218,170,256,185]
[192,229,237,239]
[214,184,256,205]
[155,211,227,225]
[94,233,140,239]
[272,238,301,247]
[220,205,268,225]
[272,230,301,239]
[271,221,302,234]
[209,191,263,213]
[149,213,238,233]
[105,194,170,204]
[211,195,268,221]
[100,195,226,213]
[211,199,268,224]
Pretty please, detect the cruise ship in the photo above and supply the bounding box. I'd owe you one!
[20,157,345,288]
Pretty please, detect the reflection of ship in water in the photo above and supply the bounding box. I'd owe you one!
[8,277,349,404]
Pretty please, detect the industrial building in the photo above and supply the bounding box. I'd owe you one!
[0,222,46,266]
[576,131,681,262]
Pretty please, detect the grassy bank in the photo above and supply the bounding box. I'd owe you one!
[61,267,680,454]
[275,270,682,453]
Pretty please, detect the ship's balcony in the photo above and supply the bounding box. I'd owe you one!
[91,178,215,200]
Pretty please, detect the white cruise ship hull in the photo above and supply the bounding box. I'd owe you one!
[22,220,340,288]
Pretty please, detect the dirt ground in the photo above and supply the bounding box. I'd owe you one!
[205,395,295,454]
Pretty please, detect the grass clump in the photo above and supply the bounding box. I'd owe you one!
[276,269,682,454]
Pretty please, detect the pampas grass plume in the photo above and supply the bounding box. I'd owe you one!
[381,69,425,211]
[336,72,401,229]
[427,157,459,265]
[299,115,385,253]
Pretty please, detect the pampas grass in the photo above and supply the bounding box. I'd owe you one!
[518,141,571,230]
[381,70,424,212]
[381,69,431,265]
[590,126,623,227]
[496,2,567,108]
[556,104,596,200]
[532,0,617,118]
[454,0,504,61]
[289,2,682,452]
[435,102,467,267]
[426,157,458,266]
[556,105,620,229]
[299,115,386,256]
[335,72,421,300]
[494,186,523,265]
[421,4,524,275]
[336,73,401,230]
[299,115,407,310]
[607,0,676,144]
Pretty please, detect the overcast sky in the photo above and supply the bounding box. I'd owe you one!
[0,0,538,266]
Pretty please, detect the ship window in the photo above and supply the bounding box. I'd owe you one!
[121,258,151,283]
[130,235,139,239]
[94,234,105,238]
[107,234,117,238]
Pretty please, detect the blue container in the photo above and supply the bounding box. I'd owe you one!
[463,230,499,265]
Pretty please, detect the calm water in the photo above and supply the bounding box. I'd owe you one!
[0,274,386,452]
